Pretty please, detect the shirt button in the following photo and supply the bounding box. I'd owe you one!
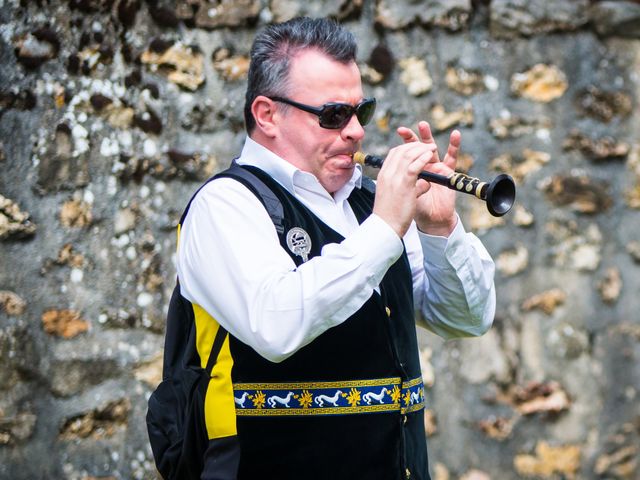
[385,306,391,317]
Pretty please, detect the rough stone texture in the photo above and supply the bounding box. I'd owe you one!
[490,0,591,38]
[1,1,639,479]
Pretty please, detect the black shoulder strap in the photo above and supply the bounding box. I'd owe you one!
[218,161,285,234]
[205,325,228,375]
[179,160,284,234]
[178,160,286,373]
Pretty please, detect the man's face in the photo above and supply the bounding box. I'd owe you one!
[274,49,367,194]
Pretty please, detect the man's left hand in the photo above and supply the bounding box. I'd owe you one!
[396,121,459,236]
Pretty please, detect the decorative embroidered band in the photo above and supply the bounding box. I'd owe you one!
[232,376,425,416]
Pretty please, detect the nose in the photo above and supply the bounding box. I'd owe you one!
[340,113,366,142]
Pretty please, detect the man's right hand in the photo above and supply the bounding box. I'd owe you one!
[371,141,436,238]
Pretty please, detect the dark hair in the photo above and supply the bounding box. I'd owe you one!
[244,17,358,133]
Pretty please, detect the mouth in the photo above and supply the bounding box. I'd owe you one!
[332,151,357,166]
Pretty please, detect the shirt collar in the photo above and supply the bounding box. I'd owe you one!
[236,137,363,199]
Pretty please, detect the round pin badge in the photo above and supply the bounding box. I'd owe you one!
[286,227,312,262]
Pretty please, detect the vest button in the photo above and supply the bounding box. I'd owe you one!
[385,306,391,317]
[405,467,411,478]
[403,415,408,425]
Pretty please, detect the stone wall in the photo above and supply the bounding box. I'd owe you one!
[1,0,639,478]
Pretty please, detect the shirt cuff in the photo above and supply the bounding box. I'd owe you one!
[419,214,466,269]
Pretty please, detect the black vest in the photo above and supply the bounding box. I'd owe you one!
[223,166,430,480]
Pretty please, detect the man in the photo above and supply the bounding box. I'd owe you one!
[176,17,495,480]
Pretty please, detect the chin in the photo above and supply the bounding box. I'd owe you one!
[323,171,354,194]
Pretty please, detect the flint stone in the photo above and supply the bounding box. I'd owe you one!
[399,57,433,96]
[0,412,37,445]
[376,0,471,31]
[0,89,37,110]
[213,55,250,82]
[628,144,640,175]
[513,441,581,478]
[14,28,60,68]
[490,149,550,184]
[521,288,567,315]
[149,4,180,28]
[541,173,613,214]
[458,329,511,384]
[445,67,487,96]
[0,195,36,240]
[627,241,640,263]
[59,198,93,228]
[460,470,491,480]
[167,149,220,181]
[598,267,622,304]
[595,444,639,477]
[367,44,395,81]
[490,0,590,38]
[575,86,632,122]
[468,200,505,231]
[488,114,552,139]
[496,243,529,276]
[590,1,640,38]
[511,64,568,103]
[513,204,535,227]
[547,323,589,359]
[36,124,91,193]
[0,325,37,389]
[50,357,121,397]
[625,182,640,208]
[41,243,85,273]
[563,130,630,161]
[269,0,363,23]
[0,291,27,316]
[133,354,163,387]
[141,43,205,91]
[511,381,571,415]
[180,0,261,29]
[545,217,603,271]
[41,309,89,338]
[58,398,130,439]
[114,207,137,236]
[429,103,474,132]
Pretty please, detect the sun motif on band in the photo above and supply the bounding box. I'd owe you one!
[346,388,361,407]
[391,385,401,404]
[251,391,266,409]
[295,390,313,409]
[403,390,412,408]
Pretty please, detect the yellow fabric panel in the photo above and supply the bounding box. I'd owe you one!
[192,303,237,439]
[206,334,237,438]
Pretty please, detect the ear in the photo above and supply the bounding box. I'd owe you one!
[251,96,279,138]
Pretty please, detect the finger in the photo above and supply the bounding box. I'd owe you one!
[415,178,431,197]
[397,126,420,144]
[417,121,441,162]
[417,121,434,143]
[443,129,461,169]
[407,150,434,176]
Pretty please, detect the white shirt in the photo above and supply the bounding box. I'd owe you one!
[177,137,496,363]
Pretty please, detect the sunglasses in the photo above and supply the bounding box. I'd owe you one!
[269,96,377,129]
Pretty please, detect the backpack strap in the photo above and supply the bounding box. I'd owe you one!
[178,160,284,235]
[205,325,228,375]
[179,160,286,373]
[217,161,285,234]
